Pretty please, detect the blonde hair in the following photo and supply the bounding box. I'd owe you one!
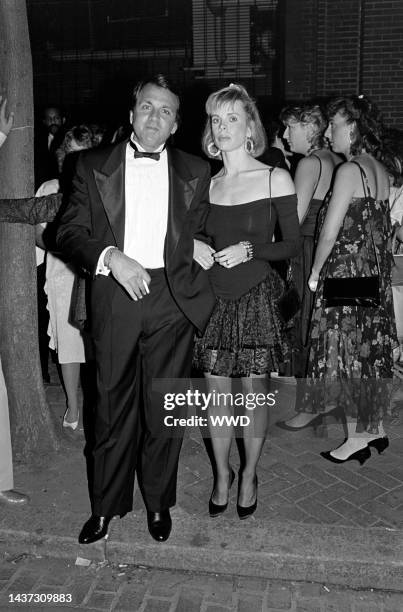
[202,83,267,159]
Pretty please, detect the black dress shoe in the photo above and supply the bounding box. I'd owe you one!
[147,510,172,542]
[78,515,112,544]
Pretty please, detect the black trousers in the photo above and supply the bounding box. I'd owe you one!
[91,269,194,516]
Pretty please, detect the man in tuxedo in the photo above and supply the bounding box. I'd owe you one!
[56,75,215,544]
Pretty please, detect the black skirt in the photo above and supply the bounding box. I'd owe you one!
[193,268,291,377]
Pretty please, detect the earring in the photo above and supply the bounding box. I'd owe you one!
[207,142,221,157]
[245,137,254,155]
[349,130,354,155]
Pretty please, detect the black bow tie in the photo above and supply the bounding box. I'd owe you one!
[129,140,162,161]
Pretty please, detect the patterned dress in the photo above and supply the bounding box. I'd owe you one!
[301,179,397,433]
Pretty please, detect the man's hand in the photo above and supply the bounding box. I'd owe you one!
[0,96,14,137]
[193,239,215,270]
[109,250,151,301]
[214,243,248,268]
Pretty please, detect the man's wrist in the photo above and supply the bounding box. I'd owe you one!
[104,247,119,270]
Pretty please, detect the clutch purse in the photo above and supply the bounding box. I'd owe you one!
[323,162,381,309]
[323,276,380,308]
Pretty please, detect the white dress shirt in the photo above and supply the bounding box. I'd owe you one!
[97,138,169,274]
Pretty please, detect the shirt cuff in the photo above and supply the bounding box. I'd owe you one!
[0,132,7,148]
[96,246,115,276]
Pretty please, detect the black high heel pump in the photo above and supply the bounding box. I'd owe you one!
[367,437,389,454]
[276,405,344,432]
[320,445,371,466]
[237,474,258,520]
[209,468,235,517]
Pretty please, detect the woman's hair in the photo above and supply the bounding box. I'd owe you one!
[202,83,267,159]
[381,127,403,187]
[280,103,327,150]
[56,125,94,172]
[326,94,383,156]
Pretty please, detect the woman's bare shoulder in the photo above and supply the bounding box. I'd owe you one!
[270,166,295,196]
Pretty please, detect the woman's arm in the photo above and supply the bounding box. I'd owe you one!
[308,162,357,289]
[294,156,320,223]
[252,168,301,260]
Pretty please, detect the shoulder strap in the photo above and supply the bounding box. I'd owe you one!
[310,153,322,198]
[298,154,322,226]
[351,160,372,199]
[350,161,380,275]
[268,165,275,223]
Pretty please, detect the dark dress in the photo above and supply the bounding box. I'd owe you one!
[291,154,324,376]
[300,164,397,433]
[193,194,301,377]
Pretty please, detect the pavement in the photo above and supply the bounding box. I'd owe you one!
[1,554,403,611]
[0,366,403,604]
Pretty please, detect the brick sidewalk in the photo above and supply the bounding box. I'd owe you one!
[44,370,403,531]
[0,554,402,612]
[1,368,401,593]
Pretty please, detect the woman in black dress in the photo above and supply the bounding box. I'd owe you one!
[193,84,301,518]
[281,104,340,376]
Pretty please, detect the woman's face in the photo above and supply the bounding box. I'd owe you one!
[283,120,311,154]
[325,111,351,154]
[210,100,251,153]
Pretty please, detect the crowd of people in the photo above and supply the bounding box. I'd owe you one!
[1,75,402,545]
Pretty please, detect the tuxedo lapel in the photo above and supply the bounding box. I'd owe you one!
[166,148,199,262]
[94,141,127,250]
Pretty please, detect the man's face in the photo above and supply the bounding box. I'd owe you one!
[43,107,63,135]
[130,84,178,151]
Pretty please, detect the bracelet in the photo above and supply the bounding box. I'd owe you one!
[239,241,253,262]
[104,247,118,270]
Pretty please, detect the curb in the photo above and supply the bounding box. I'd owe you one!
[2,517,403,591]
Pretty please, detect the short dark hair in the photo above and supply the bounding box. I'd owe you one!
[131,74,180,121]
[326,94,383,156]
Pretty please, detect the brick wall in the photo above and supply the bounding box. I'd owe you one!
[284,0,403,129]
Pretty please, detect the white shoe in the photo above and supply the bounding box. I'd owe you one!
[63,407,79,430]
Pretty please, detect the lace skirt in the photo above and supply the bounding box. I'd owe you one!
[193,269,291,377]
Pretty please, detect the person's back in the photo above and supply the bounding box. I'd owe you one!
[350,153,390,202]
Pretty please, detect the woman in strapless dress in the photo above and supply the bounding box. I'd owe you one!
[193,84,301,519]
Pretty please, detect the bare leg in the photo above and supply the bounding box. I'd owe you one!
[238,375,268,507]
[205,374,233,505]
[60,362,80,423]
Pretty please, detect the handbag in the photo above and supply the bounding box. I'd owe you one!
[323,162,380,308]
[267,166,301,322]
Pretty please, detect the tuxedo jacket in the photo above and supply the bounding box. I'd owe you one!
[56,140,215,334]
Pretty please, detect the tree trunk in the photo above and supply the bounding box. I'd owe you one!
[0,0,59,461]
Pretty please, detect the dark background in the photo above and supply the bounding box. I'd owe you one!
[27,0,403,152]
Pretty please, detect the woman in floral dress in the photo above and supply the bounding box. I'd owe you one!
[284,95,397,464]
